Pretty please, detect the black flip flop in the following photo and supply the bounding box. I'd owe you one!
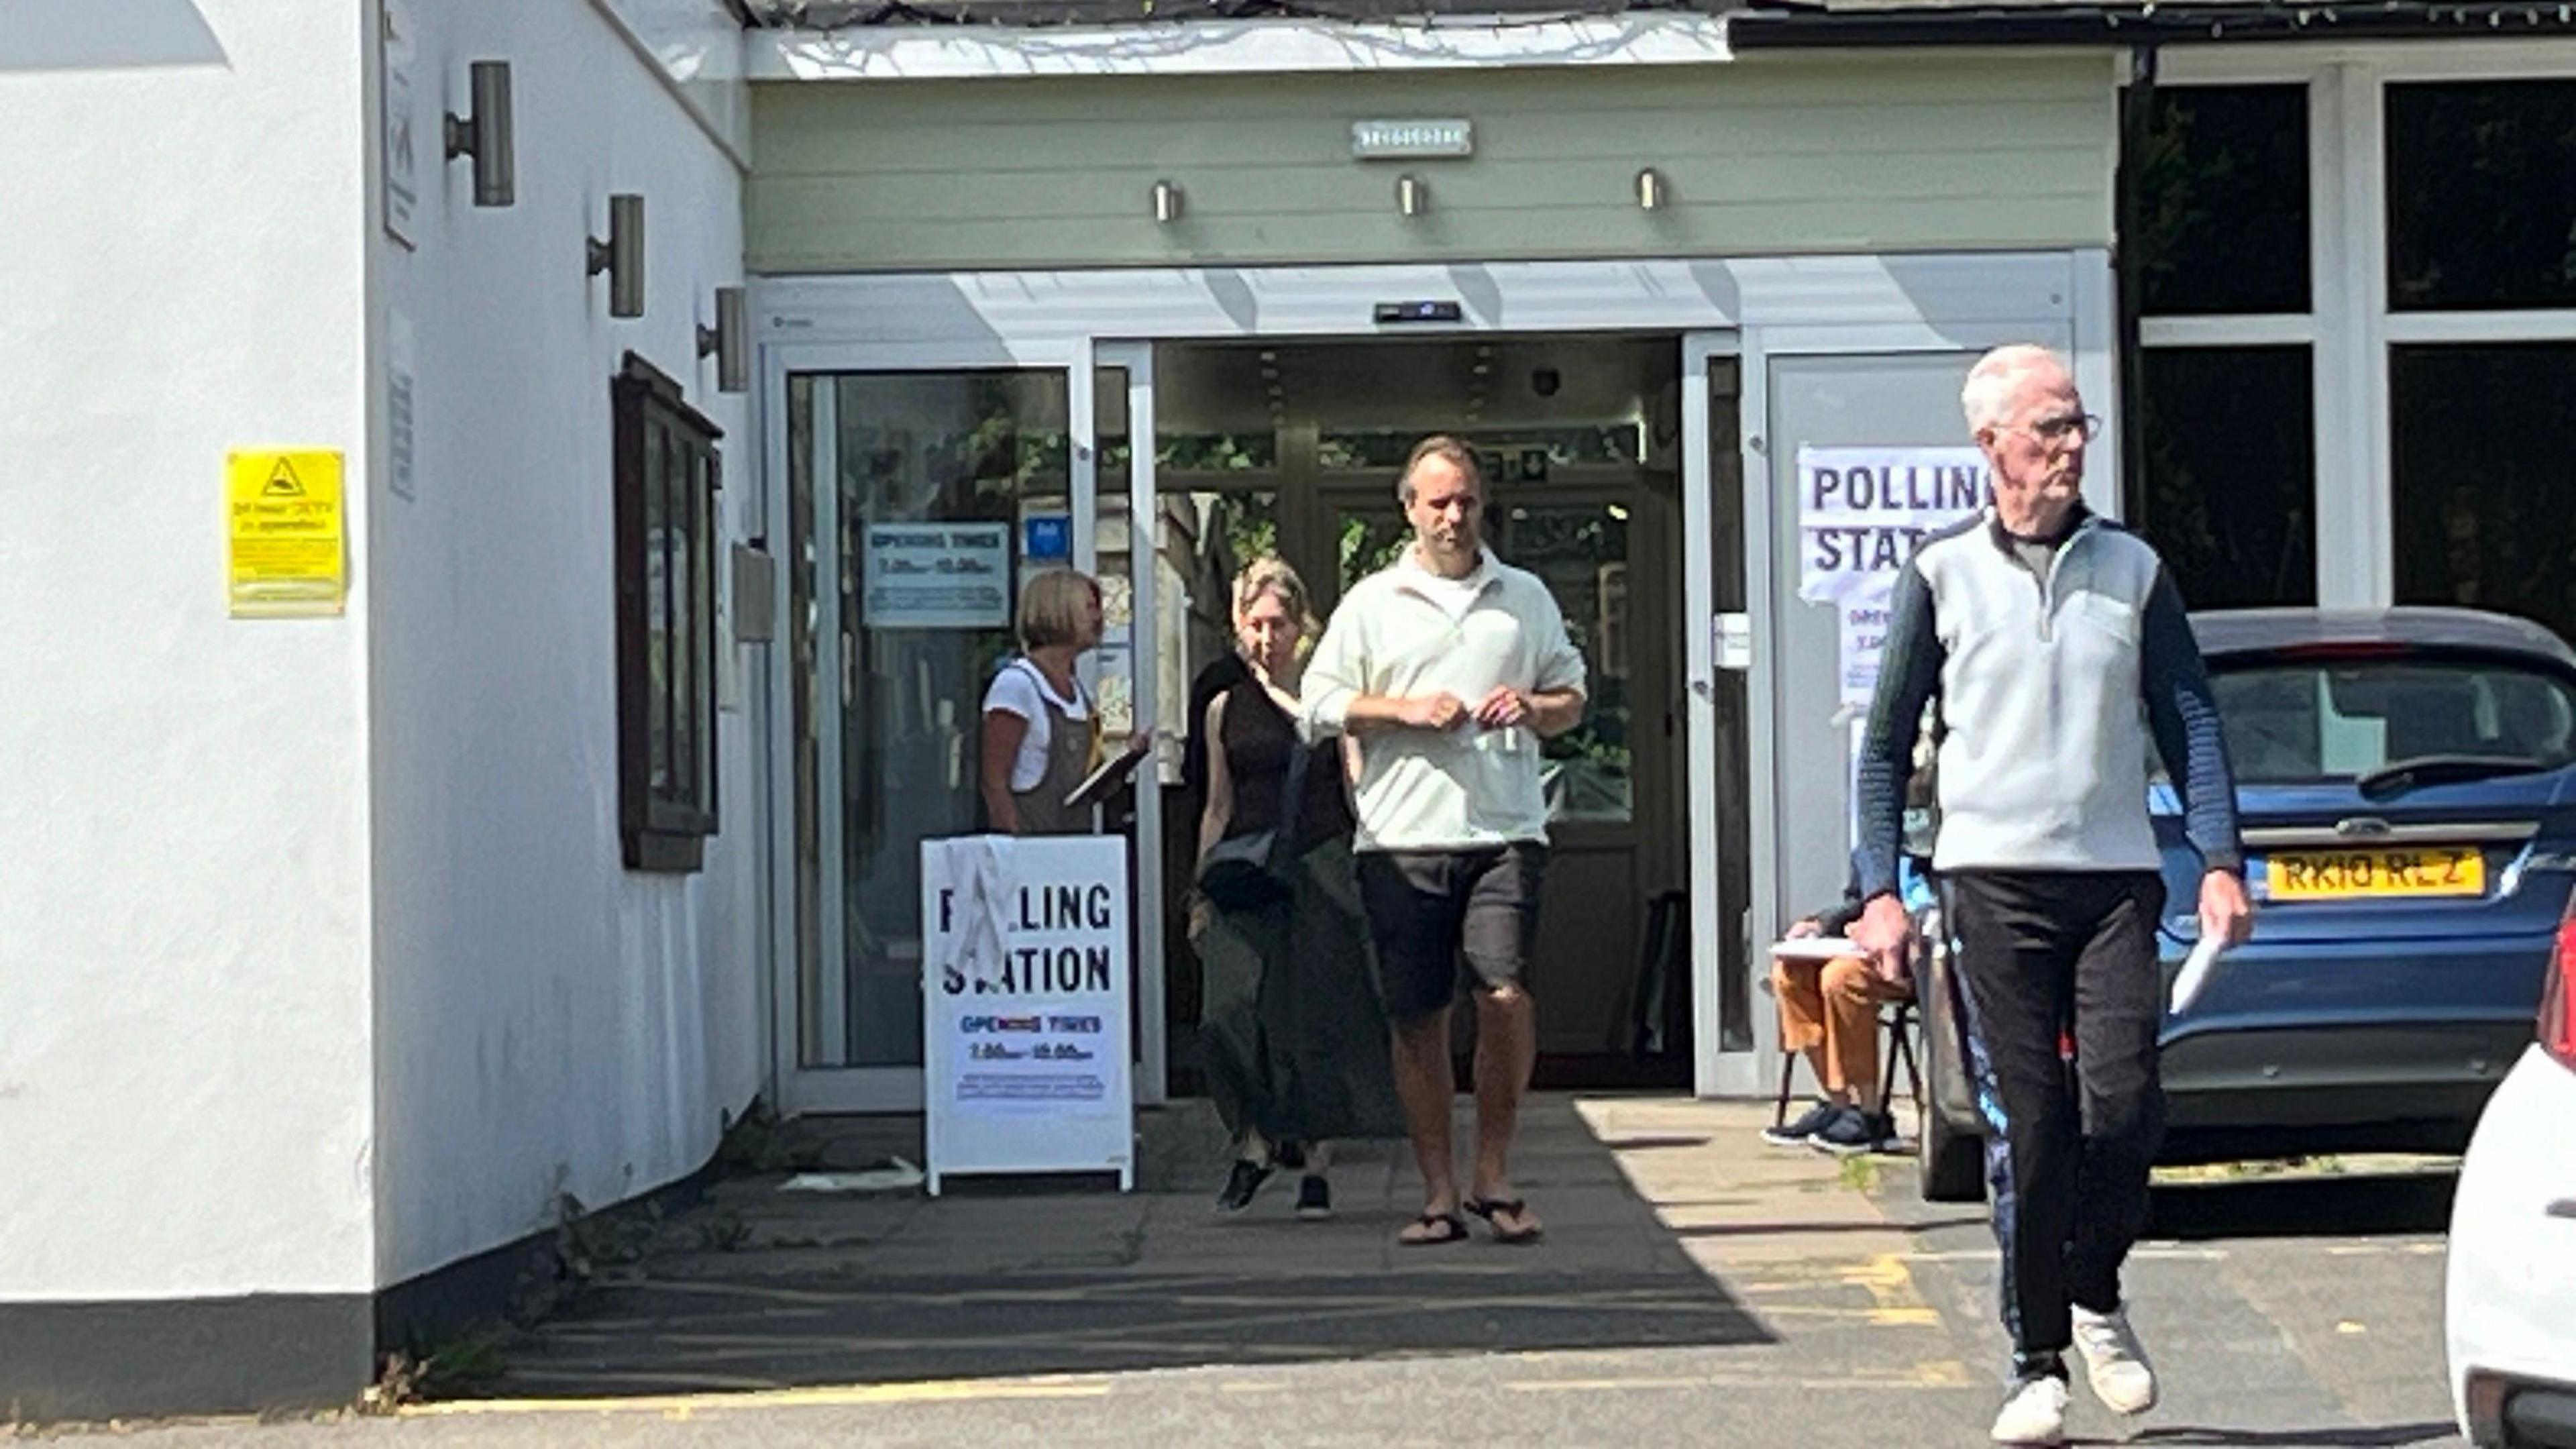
[1464,1196,1544,1245]
[1398,1210,1470,1246]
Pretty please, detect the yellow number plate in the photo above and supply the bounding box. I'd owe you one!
[2264,847,2486,901]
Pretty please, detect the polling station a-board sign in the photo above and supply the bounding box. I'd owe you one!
[920,835,1134,1194]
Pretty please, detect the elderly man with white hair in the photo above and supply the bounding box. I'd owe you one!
[1849,344,2253,1446]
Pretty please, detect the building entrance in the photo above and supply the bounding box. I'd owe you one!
[1148,335,1697,1087]
[758,252,2100,1114]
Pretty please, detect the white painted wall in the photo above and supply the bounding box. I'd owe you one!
[0,1,377,1298]
[366,0,758,1287]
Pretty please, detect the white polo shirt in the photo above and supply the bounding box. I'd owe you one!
[1303,548,1587,852]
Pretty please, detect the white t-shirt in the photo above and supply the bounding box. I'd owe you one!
[981,659,1091,792]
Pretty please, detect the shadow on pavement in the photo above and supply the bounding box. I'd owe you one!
[456,1095,1772,1400]
[2144,1171,2457,1241]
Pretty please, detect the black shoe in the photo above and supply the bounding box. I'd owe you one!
[1811,1107,1898,1157]
[1215,1159,1273,1214]
[1764,1100,1839,1146]
[1295,1175,1332,1221]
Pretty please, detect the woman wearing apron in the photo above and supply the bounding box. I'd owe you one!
[979,568,1106,837]
[1193,558,1403,1219]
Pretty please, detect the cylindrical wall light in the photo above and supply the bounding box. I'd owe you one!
[588,193,645,319]
[1151,180,1183,225]
[698,285,748,393]
[443,60,515,207]
[1396,174,1427,218]
[1635,166,1669,212]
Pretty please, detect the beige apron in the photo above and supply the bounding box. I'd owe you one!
[1008,661,1097,836]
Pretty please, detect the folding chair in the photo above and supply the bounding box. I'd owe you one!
[1768,910,1930,1130]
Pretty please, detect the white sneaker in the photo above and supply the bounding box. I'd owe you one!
[2071,1301,2159,1414]
[1990,1375,2069,1445]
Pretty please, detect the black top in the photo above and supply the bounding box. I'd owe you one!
[1217,675,1354,853]
[1182,653,1252,800]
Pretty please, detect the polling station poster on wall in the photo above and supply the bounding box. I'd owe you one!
[920,835,1134,1193]
[1795,446,1991,709]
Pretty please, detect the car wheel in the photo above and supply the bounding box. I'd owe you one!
[1916,986,1988,1203]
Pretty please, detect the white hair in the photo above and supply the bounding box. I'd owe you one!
[1961,344,2072,432]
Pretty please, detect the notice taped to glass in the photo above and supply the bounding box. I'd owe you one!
[864,522,1010,629]
[920,835,1135,1193]
[1795,445,1990,708]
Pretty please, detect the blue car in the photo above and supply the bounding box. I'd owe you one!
[1918,606,2576,1201]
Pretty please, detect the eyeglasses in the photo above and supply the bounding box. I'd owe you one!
[2017,413,2102,445]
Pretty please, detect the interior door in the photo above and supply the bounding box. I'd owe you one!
[772,356,1102,1114]
[1507,483,1680,1067]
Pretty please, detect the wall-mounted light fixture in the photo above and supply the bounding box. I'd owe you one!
[1635,166,1669,212]
[1151,180,1183,225]
[443,60,515,207]
[1396,174,1427,218]
[588,194,645,319]
[698,285,747,393]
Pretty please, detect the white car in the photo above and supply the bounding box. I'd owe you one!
[2447,914,2576,1448]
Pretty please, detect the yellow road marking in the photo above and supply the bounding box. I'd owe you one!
[1757,1304,1943,1326]
[405,1377,1114,1417]
[1505,1362,1974,1394]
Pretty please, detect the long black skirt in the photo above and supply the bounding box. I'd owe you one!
[1191,835,1405,1146]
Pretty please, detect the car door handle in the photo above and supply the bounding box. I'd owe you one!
[2547,1199,2576,1221]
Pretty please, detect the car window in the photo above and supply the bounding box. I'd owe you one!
[2207,657,2576,784]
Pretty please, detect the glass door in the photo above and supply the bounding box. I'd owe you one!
[1723,328,2072,1095]
[777,356,1110,1113]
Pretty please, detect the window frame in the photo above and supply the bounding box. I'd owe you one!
[614,351,726,873]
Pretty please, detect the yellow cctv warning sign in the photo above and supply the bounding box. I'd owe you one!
[227,451,345,616]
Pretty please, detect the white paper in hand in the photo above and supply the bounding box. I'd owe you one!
[2167,931,2226,1016]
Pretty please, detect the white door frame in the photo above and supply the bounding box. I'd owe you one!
[1096,340,1169,1107]
[753,250,2107,1106]
[1680,329,1746,1096]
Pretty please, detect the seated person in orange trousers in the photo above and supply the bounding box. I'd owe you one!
[1762,867,1917,1155]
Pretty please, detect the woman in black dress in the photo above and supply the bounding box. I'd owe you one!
[1192,558,1401,1218]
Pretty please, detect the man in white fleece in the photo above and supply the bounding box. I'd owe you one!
[1850,345,2253,1446]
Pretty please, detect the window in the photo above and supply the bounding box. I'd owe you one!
[2127,83,2317,607]
[2135,347,2317,608]
[614,353,723,873]
[2211,657,2576,785]
[2379,80,2576,645]
[2137,85,2311,316]
[2393,342,2576,641]
[2387,80,2576,312]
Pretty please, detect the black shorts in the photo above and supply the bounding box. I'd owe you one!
[1355,844,1548,1021]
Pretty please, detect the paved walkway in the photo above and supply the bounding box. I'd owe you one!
[468,1096,1825,1397]
[42,1095,2465,1446]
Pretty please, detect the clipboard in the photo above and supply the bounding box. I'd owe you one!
[1063,734,1153,812]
